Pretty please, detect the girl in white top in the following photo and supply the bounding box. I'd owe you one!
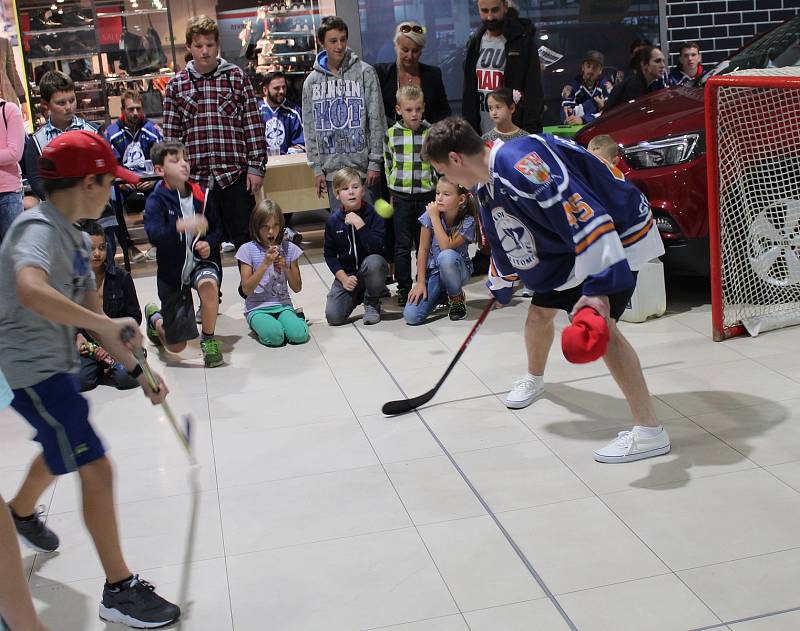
[236,199,309,347]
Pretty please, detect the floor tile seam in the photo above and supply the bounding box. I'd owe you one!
[208,414,362,432]
[198,370,237,631]
[27,552,229,589]
[675,542,800,574]
[688,604,800,631]
[749,353,800,386]
[360,610,473,631]
[346,319,580,631]
[306,319,468,619]
[594,463,768,500]
[216,462,388,493]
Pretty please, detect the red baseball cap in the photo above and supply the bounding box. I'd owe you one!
[39,130,141,185]
[561,307,610,364]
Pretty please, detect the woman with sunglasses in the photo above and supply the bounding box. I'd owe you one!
[374,21,452,126]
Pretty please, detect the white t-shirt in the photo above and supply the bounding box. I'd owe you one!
[179,189,196,285]
[476,32,507,134]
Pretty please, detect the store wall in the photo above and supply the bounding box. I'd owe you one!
[665,0,797,66]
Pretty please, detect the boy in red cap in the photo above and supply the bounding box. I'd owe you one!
[423,117,670,464]
[0,131,181,627]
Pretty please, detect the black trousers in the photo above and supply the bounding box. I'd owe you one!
[392,192,434,291]
[208,171,256,252]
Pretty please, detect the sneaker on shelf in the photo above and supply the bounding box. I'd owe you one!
[144,302,162,346]
[221,241,235,253]
[145,247,158,261]
[201,338,223,368]
[99,574,181,629]
[504,374,544,409]
[396,287,409,307]
[448,292,467,321]
[363,303,381,325]
[594,427,671,464]
[127,247,146,264]
[12,505,59,553]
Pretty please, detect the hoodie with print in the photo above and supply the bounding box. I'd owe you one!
[302,49,386,179]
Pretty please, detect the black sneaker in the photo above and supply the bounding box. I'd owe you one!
[397,287,409,307]
[471,251,490,277]
[99,575,180,629]
[448,292,467,321]
[12,506,59,553]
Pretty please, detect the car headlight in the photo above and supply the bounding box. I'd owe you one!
[622,133,704,169]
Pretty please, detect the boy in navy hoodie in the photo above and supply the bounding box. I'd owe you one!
[323,167,388,325]
[143,141,224,367]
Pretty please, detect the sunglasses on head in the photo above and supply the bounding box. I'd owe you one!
[398,24,424,35]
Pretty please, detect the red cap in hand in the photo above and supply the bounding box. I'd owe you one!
[561,307,610,364]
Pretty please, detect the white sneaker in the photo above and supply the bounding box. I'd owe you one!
[145,247,158,261]
[504,375,544,409]
[521,286,534,297]
[594,427,671,463]
[221,241,235,253]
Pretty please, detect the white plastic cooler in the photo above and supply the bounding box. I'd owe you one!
[621,259,667,323]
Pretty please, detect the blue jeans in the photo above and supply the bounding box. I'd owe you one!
[0,190,22,243]
[403,250,470,325]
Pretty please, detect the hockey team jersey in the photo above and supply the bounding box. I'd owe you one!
[258,99,305,154]
[478,134,664,300]
[560,75,613,124]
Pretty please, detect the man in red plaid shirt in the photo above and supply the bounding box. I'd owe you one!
[163,15,267,254]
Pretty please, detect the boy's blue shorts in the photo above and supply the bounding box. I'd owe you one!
[11,373,106,475]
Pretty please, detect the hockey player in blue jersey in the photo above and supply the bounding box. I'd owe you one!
[422,117,671,463]
[258,70,305,155]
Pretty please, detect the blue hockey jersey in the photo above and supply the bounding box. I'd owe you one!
[479,134,664,299]
[104,118,163,172]
[560,75,613,124]
[259,99,305,154]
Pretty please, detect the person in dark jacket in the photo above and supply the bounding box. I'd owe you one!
[75,220,142,392]
[143,141,225,368]
[668,41,704,87]
[605,45,668,112]
[462,1,544,136]
[374,21,452,125]
[324,167,388,326]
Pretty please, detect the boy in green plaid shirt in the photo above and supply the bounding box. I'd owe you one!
[384,85,437,306]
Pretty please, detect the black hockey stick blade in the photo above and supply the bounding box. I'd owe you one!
[381,297,496,416]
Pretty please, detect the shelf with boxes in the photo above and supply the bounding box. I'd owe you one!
[255,0,320,74]
[17,0,178,126]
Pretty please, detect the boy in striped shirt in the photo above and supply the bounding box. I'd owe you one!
[383,85,437,306]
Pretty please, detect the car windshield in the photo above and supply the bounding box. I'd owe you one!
[704,16,800,83]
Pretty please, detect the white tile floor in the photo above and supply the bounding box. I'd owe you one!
[4,239,800,631]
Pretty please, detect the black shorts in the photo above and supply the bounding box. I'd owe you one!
[530,272,638,321]
[157,260,221,345]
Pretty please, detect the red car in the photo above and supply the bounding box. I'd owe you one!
[575,16,800,276]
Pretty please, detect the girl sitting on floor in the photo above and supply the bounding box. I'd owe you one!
[236,199,309,346]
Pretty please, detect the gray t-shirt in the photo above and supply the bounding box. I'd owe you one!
[476,32,507,134]
[0,202,95,389]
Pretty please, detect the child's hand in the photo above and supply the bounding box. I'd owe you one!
[194,240,211,259]
[408,283,426,304]
[176,216,208,235]
[342,275,358,292]
[344,212,365,230]
[264,245,280,267]
[426,202,440,218]
[273,254,285,273]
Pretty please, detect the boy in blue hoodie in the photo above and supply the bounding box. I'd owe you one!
[143,141,224,367]
[324,167,388,325]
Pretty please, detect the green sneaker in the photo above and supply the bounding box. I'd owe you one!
[144,302,162,346]
[448,292,467,321]
[201,337,223,368]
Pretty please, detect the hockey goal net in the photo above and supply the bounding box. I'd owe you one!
[706,67,800,340]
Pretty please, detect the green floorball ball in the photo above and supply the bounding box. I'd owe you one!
[374,198,394,219]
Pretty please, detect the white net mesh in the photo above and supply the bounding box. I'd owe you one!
[713,68,800,336]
